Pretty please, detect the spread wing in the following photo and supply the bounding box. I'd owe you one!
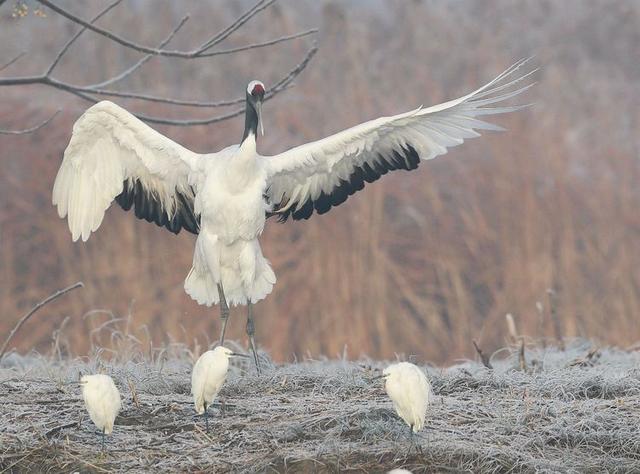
[264,59,534,221]
[52,101,203,241]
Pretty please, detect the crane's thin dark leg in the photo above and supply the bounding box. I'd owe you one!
[217,284,230,345]
[246,302,261,375]
[101,427,105,452]
[203,402,209,432]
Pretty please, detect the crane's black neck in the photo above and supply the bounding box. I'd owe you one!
[242,96,259,143]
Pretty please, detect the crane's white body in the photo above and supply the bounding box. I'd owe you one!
[383,362,431,433]
[80,374,122,435]
[191,346,234,414]
[52,60,532,309]
[186,135,275,305]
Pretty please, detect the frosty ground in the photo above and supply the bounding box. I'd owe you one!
[1,340,639,473]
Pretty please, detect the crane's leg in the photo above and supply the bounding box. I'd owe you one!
[101,427,105,452]
[246,302,261,375]
[204,401,209,433]
[217,283,230,345]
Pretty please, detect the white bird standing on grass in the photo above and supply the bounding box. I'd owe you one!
[52,60,533,373]
[79,374,122,451]
[380,362,431,435]
[191,346,248,431]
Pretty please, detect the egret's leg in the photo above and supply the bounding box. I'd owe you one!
[217,284,230,345]
[407,424,415,455]
[101,427,105,452]
[204,401,209,432]
[246,302,261,375]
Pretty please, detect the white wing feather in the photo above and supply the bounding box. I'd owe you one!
[52,101,202,241]
[264,59,534,220]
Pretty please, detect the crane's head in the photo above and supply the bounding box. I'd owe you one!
[246,80,265,136]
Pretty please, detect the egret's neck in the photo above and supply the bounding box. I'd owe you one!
[242,99,259,144]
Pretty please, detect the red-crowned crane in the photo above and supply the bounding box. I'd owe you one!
[52,60,534,373]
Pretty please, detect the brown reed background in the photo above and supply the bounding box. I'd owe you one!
[1,0,638,363]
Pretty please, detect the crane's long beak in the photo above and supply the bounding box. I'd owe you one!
[371,374,387,381]
[255,101,264,136]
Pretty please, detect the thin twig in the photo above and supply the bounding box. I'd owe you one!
[45,0,124,76]
[45,420,80,438]
[518,338,527,372]
[472,339,493,369]
[0,110,60,135]
[197,29,317,58]
[36,0,307,59]
[0,282,84,361]
[69,42,316,109]
[0,52,25,73]
[505,313,518,344]
[88,16,190,89]
[198,0,274,51]
[123,45,317,126]
[547,288,564,350]
[568,346,600,367]
[2,2,317,128]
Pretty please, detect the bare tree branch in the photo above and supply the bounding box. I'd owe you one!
[0,282,84,361]
[198,0,275,52]
[0,52,26,73]
[132,45,318,126]
[472,339,493,369]
[88,16,190,89]
[35,0,311,59]
[196,29,317,58]
[0,110,60,135]
[45,0,124,76]
[1,1,318,130]
[55,44,317,110]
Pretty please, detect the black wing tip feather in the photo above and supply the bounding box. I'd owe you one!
[115,179,200,235]
[274,144,421,222]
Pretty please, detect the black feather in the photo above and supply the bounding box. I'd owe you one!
[115,179,200,235]
[274,143,423,222]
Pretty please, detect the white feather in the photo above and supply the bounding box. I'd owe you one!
[52,101,200,242]
[81,374,122,435]
[191,347,233,414]
[383,362,432,433]
[263,59,534,216]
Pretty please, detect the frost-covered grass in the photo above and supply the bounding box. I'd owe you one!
[1,340,640,473]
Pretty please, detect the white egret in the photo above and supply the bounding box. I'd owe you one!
[380,362,432,435]
[79,374,122,451]
[191,346,248,431]
[52,61,533,372]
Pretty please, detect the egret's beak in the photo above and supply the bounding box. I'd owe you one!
[255,101,264,136]
[230,352,250,358]
[371,374,387,381]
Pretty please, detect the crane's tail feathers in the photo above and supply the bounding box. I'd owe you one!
[184,233,221,306]
[184,236,276,306]
[184,266,220,307]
